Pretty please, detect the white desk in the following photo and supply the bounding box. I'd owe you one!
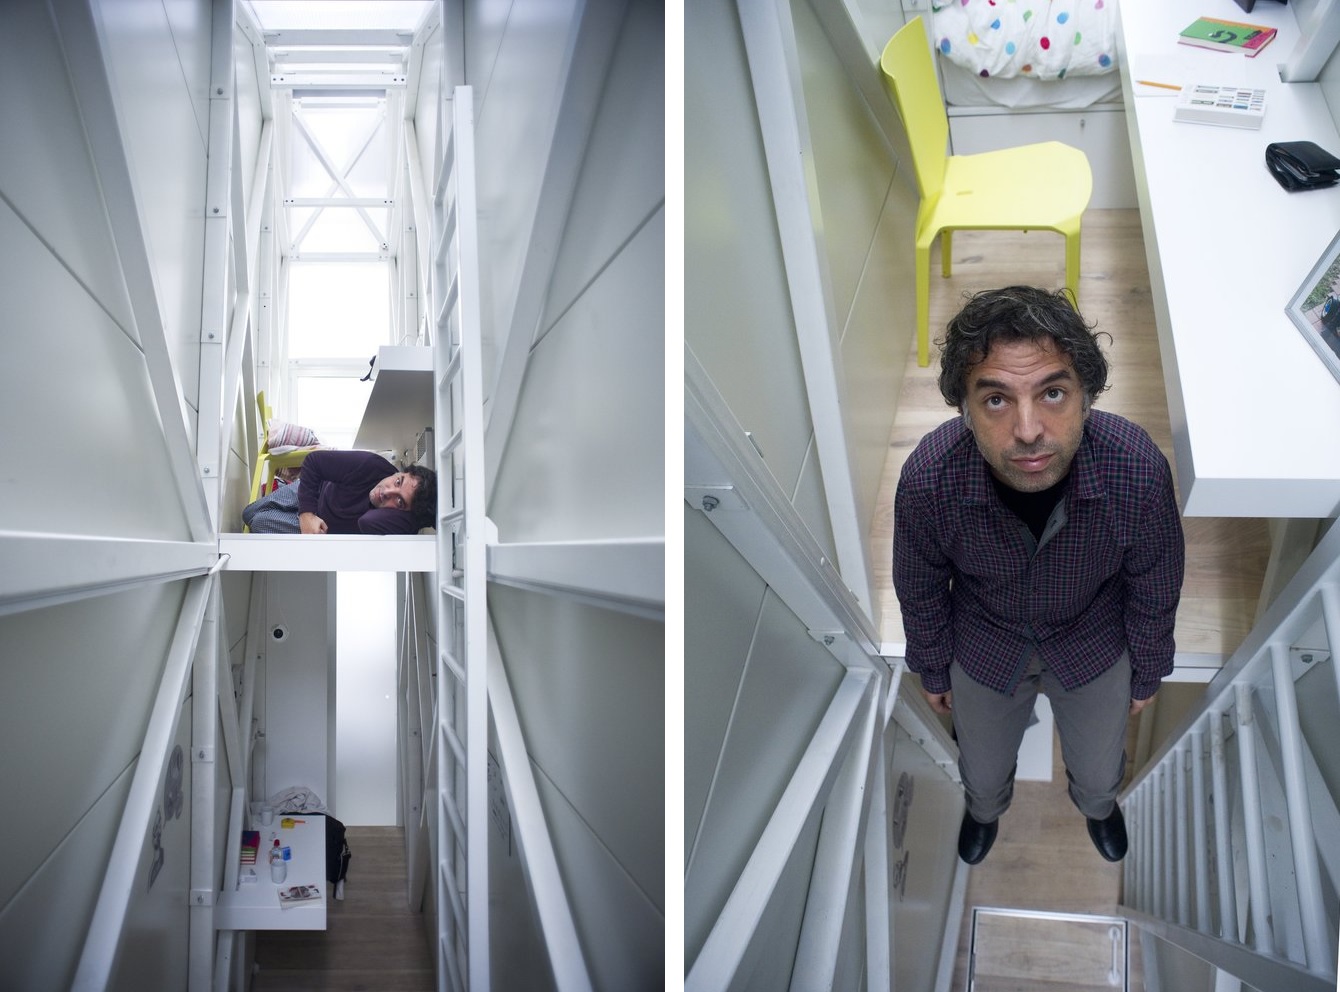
[1116,2,1340,517]
[215,817,327,931]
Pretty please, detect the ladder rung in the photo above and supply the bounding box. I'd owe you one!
[439,505,464,527]
[442,721,466,768]
[438,347,462,389]
[441,426,464,457]
[441,648,465,685]
[441,580,464,602]
[442,789,467,843]
[439,850,468,929]
[435,270,459,330]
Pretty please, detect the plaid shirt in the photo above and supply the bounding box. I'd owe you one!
[893,410,1184,700]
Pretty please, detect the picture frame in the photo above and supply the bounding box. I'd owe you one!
[1284,227,1340,386]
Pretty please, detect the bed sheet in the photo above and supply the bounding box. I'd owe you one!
[932,0,1117,82]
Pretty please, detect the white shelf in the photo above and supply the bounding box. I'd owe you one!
[219,534,437,572]
[216,817,327,931]
[353,345,434,456]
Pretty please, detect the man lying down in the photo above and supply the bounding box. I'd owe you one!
[243,449,437,535]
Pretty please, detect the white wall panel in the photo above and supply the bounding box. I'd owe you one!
[220,571,254,655]
[533,764,664,992]
[0,582,188,911]
[235,16,265,224]
[791,0,893,337]
[488,584,663,906]
[728,807,823,990]
[107,700,194,992]
[470,0,580,385]
[0,2,135,341]
[889,714,965,992]
[538,0,662,334]
[99,0,210,413]
[684,508,769,864]
[0,765,133,992]
[489,210,664,542]
[683,588,847,962]
[840,179,918,552]
[685,0,815,498]
[0,200,193,539]
[791,438,840,563]
[262,573,334,806]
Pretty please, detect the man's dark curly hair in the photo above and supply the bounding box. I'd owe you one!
[937,286,1110,410]
[404,464,438,531]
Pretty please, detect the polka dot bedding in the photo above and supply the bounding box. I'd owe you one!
[931,0,1116,81]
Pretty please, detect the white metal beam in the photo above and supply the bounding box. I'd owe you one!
[686,345,882,663]
[790,674,881,989]
[71,572,215,992]
[686,671,873,991]
[189,578,222,991]
[486,624,594,992]
[487,538,663,618]
[0,533,216,617]
[736,0,875,617]
[49,0,214,544]
[1120,907,1335,992]
[483,0,627,494]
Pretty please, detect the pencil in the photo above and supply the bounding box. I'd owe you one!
[1136,80,1182,91]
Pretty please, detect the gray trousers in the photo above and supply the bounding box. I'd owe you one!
[950,651,1131,823]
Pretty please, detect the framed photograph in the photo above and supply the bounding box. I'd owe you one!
[1285,228,1340,385]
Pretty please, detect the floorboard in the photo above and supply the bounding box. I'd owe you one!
[252,826,434,992]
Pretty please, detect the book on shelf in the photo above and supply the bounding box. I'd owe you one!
[1178,16,1277,57]
[239,830,259,865]
[277,883,322,908]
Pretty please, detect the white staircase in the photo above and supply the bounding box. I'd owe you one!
[1120,521,1340,992]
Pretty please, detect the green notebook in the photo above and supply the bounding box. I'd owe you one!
[1178,16,1277,57]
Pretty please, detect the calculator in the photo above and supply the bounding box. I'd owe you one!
[1173,83,1267,130]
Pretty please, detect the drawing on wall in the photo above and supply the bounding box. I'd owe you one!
[1285,228,1340,384]
[148,745,186,890]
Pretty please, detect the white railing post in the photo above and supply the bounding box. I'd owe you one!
[1234,683,1273,954]
[1268,641,1331,970]
[1190,729,1211,932]
[1209,710,1238,942]
[1175,745,1190,926]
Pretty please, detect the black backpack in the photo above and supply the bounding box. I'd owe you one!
[323,814,352,884]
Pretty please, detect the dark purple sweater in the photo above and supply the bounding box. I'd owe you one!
[297,450,418,535]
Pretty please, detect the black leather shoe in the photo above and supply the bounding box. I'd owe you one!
[1086,806,1128,862]
[958,812,999,865]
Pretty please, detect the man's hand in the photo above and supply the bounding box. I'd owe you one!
[1130,693,1156,716]
[299,512,328,535]
[924,689,953,714]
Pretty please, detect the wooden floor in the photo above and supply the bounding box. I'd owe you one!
[252,826,434,992]
[869,210,1273,991]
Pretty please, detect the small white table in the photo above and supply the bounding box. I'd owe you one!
[1116,2,1340,517]
[215,816,327,931]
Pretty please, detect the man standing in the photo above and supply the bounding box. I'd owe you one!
[893,286,1184,865]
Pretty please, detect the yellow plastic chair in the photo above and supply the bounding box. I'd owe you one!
[879,18,1092,366]
[247,391,319,517]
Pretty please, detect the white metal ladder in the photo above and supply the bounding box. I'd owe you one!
[430,84,488,992]
[1119,521,1340,992]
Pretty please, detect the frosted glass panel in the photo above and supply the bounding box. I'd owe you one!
[292,376,372,450]
[287,263,390,357]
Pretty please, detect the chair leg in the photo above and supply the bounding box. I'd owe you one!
[1064,229,1082,305]
[941,229,953,279]
[916,243,932,368]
